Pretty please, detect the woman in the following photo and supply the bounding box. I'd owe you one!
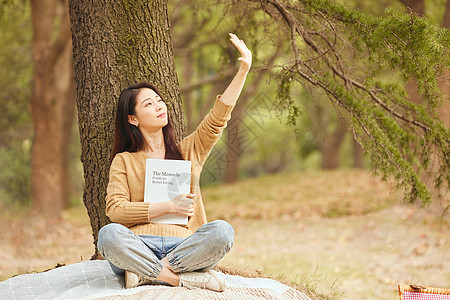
[97,33,252,292]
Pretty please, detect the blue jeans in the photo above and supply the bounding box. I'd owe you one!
[97,220,234,280]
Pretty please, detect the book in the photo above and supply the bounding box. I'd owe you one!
[143,158,192,225]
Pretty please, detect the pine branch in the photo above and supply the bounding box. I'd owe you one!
[243,0,450,203]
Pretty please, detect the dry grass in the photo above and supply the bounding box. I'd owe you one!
[216,263,343,299]
[203,169,398,220]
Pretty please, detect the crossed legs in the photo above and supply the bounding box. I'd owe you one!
[97,220,234,286]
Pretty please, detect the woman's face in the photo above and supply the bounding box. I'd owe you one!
[128,88,168,132]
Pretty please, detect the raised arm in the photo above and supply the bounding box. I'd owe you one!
[218,33,252,106]
[180,33,252,164]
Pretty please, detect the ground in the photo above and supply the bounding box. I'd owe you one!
[220,205,449,299]
[0,169,448,299]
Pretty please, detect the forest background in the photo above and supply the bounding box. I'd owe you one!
[0,0,448,299]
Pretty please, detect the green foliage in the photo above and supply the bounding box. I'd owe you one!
[0,140,32,207]
[0,0,32,206]
[0,0,31,132]
[242,0,449,205]
[0,0,22,18]
[303,0,449,94]
[334,0,405,16]
[243,109,312,175]
[275,71,302,125]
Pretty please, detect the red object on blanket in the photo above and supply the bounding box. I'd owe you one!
[399,285,450,300]
[402,291,450,300]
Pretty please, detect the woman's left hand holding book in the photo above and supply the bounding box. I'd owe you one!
[147,193,196,220]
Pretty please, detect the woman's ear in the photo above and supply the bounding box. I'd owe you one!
[128,115,139,127]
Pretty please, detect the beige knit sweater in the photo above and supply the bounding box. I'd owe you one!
[105,95,234,238]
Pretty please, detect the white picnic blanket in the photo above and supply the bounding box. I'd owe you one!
[0,260,310,299]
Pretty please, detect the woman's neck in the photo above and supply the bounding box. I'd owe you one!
[141,128,165,154]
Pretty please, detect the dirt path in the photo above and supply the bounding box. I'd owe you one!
[221,204,449,299]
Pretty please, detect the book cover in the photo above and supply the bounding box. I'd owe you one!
[144,159,192,225]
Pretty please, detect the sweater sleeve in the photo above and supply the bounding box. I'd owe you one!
[182,95,235,164]
[105,154,150,226]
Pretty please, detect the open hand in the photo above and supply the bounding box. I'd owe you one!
[229,33,252,73]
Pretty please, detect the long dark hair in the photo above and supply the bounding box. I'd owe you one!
[110,82,184,162]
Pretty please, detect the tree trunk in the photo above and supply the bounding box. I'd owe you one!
[353,139,364,168]
[320,119,348,169]
[68,0,185,254]
[224,100,245,183]
[309,100,348,170]
[30,0,75,219]
[443,0,450,29]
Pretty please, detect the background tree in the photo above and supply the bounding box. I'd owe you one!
[68,0,185,253]
[30,0,75,218]
[234,0,449,204]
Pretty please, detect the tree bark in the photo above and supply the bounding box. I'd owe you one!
[30,0,75,218]
[68,0,184,254]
